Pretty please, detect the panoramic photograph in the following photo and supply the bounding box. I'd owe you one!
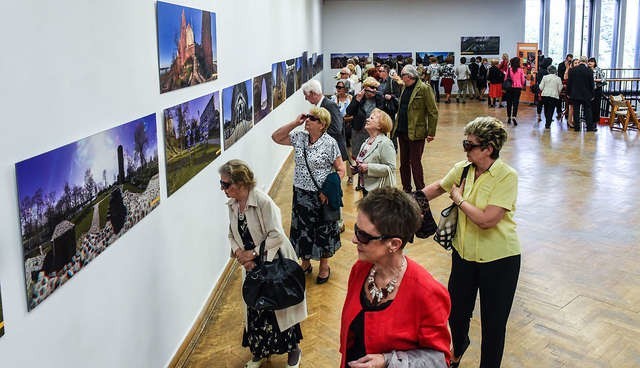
[416,51,455,65]
[157,2,218,93]
[223,80,253,150]
[164,91,221,196]
[272,61,286,110]
[16,115,160,310]
[373,52,412,67]
[330,52,369,69]
[253,73,273,124]
[461,36,500,55]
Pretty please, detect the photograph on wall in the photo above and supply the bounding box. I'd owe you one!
[330,52,369,69]
[302,51,309,82]
[164,92,221,196]
[0,285,4,337]
[157,2,218,94]
[295,57,303,92]
[223,80,253,150]
[460,36,500,55]
[312,52,320,76]
[253,72,273,124]
[16,115,160,311]
[272,61,286,109]
[285,58,296,98]
[373,52,412,69]
[318,53,324,71]
[416,52,455,66]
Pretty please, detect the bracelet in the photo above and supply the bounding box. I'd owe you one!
[456,199,465,207]
[251,250,258,258]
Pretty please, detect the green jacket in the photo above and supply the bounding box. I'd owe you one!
[393,79,438,140]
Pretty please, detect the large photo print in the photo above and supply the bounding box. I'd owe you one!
[164,92,221,196]
[272,62,286,109]
[16,115,160,310]
[330,52,369,69]
[157,2,218,93]
[223,80,253,150]
[416,52,455,66]
[253,73,273,124]
[460,36,500,55]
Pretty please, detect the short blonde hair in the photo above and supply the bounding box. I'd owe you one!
[310,106,331,132]
[464,116,508,159]
[362,76,380,89]
[218,160,256,189]
[491,59,499,66]
[371,108,392,133]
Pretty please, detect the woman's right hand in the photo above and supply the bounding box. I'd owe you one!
[296,114,307,125]
[319,192,328,204]
[355,89,365,102]
[243,261,257,271]
[236,249,257,265]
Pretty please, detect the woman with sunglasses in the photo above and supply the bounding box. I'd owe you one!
[219,160,306,368]
[272,107,346,284]
[340,187,451,368]
[331,81,354,184]
[422,117,520,368]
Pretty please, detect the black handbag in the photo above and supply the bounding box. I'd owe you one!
[302,146,341,222]
[242,241,306,311]
[411,190,437,239]
[502,68,513,90]
[433,165,470,250]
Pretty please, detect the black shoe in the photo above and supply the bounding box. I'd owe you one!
[587,128,598,132]
[302,264,312,275]
[456,98,460,103]
[545,125,551,129]
[445,100,451,104]
[462,100,466,104]
[316,268,330,284]
[512,118,518,126]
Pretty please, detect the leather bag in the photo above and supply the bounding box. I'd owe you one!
[433,165,470,250]
[302,145,341,222]
[502,68,513,90]
[411,190,437,239]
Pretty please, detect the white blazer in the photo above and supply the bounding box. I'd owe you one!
[357,134,397,192]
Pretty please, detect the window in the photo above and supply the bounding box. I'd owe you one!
[525,0,542,44]
[548,0,567,63]
[622,0,639,68]
[573,0,592,56]
[597,0,617,68]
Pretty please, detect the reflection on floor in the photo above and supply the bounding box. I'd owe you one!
[184,100,640,367]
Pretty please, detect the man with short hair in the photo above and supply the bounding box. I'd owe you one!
[557,54,573,79]
[392,65,438,192]
[567,56,596,131]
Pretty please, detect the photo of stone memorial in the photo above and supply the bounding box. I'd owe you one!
[253,73,272,125]
[157,2,218,94]
[164,92,221,196]
[272,61,286,110]
[285,58,296,98]
[15,115,160,311]
[223,80,253,150]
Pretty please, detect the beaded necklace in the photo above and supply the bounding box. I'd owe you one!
[367,256,406,305]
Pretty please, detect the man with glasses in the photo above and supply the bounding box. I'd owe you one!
[392,65,438,193]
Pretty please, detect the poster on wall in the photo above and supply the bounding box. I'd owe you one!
[272,61,286,109]
[302,51,309,82]
[295,57,303,91]
[460,36,500,55]
[223,80,253,150]
[253,72,273,124]
[164,92,221,196]
[157,2,218,94]
[416,52,455,66]
[16,115,160,311]
[318,54,324,71]
[285,59,296,98]
[0,285,4,337]
[517,42,539,103]
[312,52,320,76]
[373,52,412,69]
[330,52,369,69]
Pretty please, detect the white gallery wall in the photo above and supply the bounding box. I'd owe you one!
[321,0,525,92]
[0,0,321,366]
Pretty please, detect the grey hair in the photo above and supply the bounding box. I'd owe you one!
[401,64,420,80]
[340,67,351,75]
[547,65,557,74]
[302,79,323,95]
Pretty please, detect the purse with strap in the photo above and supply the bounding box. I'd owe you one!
[502,68,513,90]
[433,165,470,250]
[302,145,341,222]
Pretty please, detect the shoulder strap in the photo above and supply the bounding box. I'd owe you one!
[459,165,471,185]
[302,146,322,191]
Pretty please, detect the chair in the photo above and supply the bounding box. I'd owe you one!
[609,95,639,132]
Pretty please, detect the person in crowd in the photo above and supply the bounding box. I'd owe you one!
[557,54,573,81]
[588,57,606,125]
[468,57,480,100]
[337,67,353,94]
[567,56,596,132]
[392,64,438,193]
[539,65,564,129]
[353,56,363,81]
[503,57,526,126]
[487,59,504,108]
[271,106,346,284]
[422,116,521,368]
[440,56,456,104]
[221,160,306,368]
[331,80,354,184]
[535,58,553,120]
[498,53,510,108]
[352,108,396,196]
[427,57,442,103]
[455,57,471,103]
[477,57,488,102]
[377,64,402,100]
[340,187,451,368]
[348,62,362,93]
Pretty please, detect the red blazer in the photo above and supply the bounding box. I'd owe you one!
[340,258,451,367]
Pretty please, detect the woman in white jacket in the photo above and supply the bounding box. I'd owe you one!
[539,65,564,129]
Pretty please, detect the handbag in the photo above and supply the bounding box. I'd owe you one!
[242,240,306,311]
[502,68,513,90]
[302,145,341,222]
[411,190,437,239]
[433,165,470,250]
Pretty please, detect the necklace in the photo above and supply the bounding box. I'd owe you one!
[367,257,406,305]
[238,211,245,221]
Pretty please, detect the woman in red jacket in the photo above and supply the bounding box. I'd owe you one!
[340,187,451,368]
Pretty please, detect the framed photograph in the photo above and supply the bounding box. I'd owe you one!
[416,52,455,66]
[318,54,324,71]
[272,61,286,109]
[373,52,412,69]
[0,285,4,337]
[460,36,500,55]
[253,72,273,124]
[295,57,303,91]
[157,2,218,93]
[285,58,296,98]
[330,52,369,69]
[302,51,309,83]
[16,115,160,311]
[312,52,320,76]
[222,80,253,150]
[163,92,221,196]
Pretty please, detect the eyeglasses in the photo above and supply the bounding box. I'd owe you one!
[305,114,320,122]
[220,180,232,190]
[462,140,483,152]
[364,89,377,94]
[354,223,399,244]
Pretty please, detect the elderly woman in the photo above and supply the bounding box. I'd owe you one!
[422,117,521,368]
[220,160,306,368]
[331,80,354,184]
[539,65,563,129]
[352,108,396,196]
[440,56,456,104]
[340,187,451,368]
[487,59,504,108]
[271,107,345,284]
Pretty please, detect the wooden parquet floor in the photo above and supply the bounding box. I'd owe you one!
[183,101,640,368]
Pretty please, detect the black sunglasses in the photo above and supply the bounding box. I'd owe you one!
[354,223,399,244]
[220,180,232,189]
[462,139,483,152]
[335,85,345,90]
[305,114,320,122]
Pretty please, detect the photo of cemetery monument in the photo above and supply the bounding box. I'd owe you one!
[164,92,221,196]
[15,114,160,310]
[223,80,253,150]
[272,61,286,110]
[253,73,272,124]
[157,2,218,93]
